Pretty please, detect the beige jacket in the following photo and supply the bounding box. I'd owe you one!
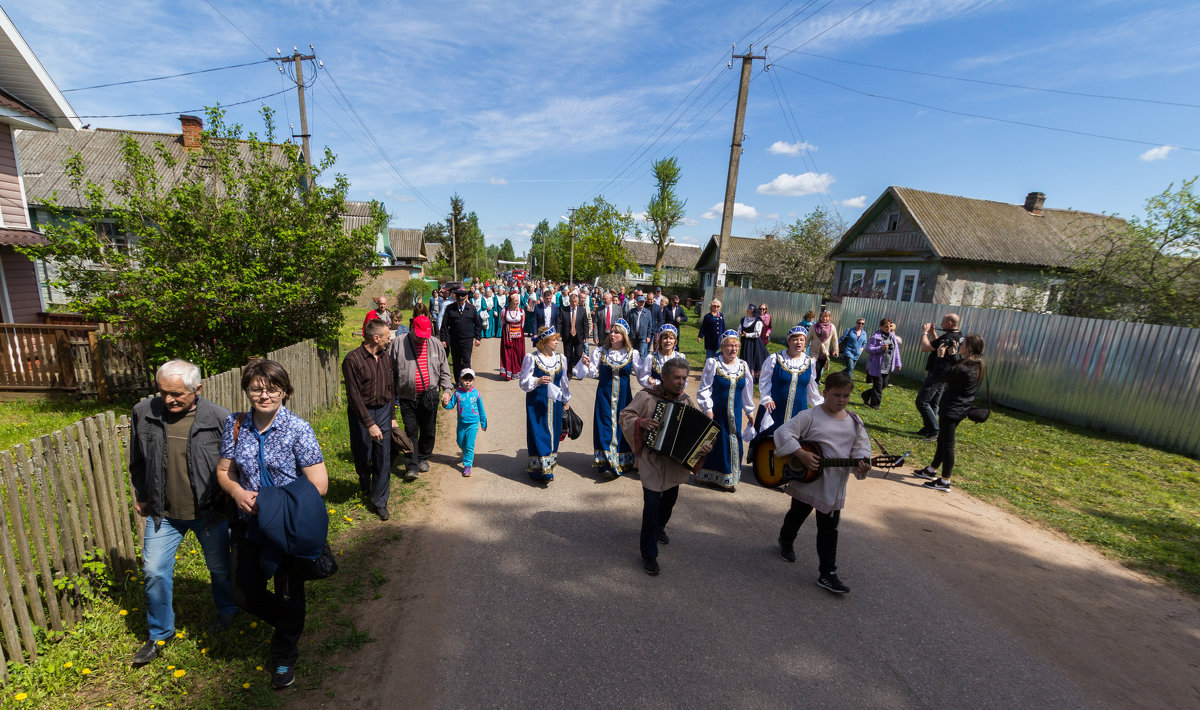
[389,334,453,402]
[620,387,696,492]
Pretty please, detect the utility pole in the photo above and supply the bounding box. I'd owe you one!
[450,215,458,281]
[270,47,316,182]
[568,208,577,285]
[713,45,765,306]
[541,227,546,279]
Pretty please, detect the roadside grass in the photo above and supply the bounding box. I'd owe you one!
[677,321,1200,596]
[1,402,428,709]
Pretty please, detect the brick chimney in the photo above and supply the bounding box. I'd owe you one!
[1024,191,1045,214]
[179,114,203,151]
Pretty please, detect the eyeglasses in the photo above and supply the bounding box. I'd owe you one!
[247,387,283,399]
[759,308,768,312]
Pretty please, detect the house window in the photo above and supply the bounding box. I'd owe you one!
[899,269,920,302]
[872,269,890,297]
[887,212,899,231]
[848,269,865,293]
[740,275,753,288]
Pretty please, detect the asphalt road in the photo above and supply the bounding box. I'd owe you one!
[303,338,1200,710]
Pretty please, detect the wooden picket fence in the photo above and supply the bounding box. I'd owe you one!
[0,338,341,681]
[0,322,155,401]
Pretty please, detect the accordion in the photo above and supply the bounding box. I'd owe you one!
[645,400,720,469]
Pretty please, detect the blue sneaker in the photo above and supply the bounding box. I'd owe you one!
[272,665,295,689]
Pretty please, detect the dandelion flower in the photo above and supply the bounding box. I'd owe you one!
[157,640,166,646]
[256,665,263,671]
[344,515,353,522]
[250,621,258,628]
[174,670,186,678]
[167,665,175,670]
[201,648,208,654]
[242,682,251,689]
[81,668,91,674]
[329,508,336,514]
[118,610,128,616]
[15,693,28,702]
[63,661,73,668]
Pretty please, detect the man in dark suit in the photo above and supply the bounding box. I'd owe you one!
[558,290,592,376]
[649,287,666,332]
[661,294,689,330]
[533,288,558,334]
[627,295,655,357]
[439,288,483,382]
[593,291,618,345]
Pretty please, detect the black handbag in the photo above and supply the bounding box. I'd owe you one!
[292,542,339,581]
[563,406,584,440]
[966,373,991,423]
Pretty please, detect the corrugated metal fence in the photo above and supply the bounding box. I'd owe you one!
[709,287,1200,458]
[0,338,341,681]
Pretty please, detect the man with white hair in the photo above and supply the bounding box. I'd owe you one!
[129,359,236,666]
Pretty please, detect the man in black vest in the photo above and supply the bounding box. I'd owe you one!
[440,288,483,383]
[915,313,964,439]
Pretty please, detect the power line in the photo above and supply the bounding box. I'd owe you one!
[772,63,1200,153]
[62,59,272,92]
[39,86,297,119]
[764,62,841,221]
[779,0,883,51]
[767,49,1200,110]
[199,0,272,56]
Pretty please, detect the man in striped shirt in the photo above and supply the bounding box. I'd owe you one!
[342,319,396,520]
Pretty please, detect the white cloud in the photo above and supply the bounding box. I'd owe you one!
[394,195,417,203]
[756,172,835,197]
[500,222,537,237]
[490,177,508,185]
[768,140,815,156]
[702,202,758,221]
[630,211,648,221]
[765,213,780,221]
[681,217,700,226]
[839,195,869,208]
[1139,145,1175,161]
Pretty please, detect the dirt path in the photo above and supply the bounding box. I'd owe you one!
[299,339,1200,709]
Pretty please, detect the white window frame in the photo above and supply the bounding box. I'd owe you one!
[898,269,920,302]
[872,269,891,298]
[848,269,866,293]
[887,212,899,231]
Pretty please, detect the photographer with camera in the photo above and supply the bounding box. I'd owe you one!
[914,314,964,439]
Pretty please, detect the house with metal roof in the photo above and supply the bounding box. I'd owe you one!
[828,187,1124,308]
[621,238,702,288]
[693,234,778,290]
[0,7,80,322]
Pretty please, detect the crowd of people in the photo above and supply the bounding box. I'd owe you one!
[125,282,984,690]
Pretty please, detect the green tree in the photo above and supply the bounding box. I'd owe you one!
[1057,178,1200,326]
[529,219,561,280]
[497,238,516,262]
[20,106,385,372]
[569,196,638,282]
[424,194,485,280]
[747,207,845,295]
[645,157,687,277]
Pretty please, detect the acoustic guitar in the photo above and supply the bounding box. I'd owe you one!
[754,439,908,488]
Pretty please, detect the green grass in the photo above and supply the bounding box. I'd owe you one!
[0,402,429,709]
[686,317,1200,596]
[0,397,138,452]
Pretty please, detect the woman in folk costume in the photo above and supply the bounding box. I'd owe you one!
[575,318,642,476]
[739,303,768,380]
[469,289,489,339]
[811,309,840,383]
[519,327,571,483]
[696,330,757,490]
[488,287,503,339]
[521,284,538,337]
[755,326,823,441]
[638,324,688,388]
[477,288,492,339]
[500,293,526,381]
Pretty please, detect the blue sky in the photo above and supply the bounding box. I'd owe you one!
[7,0,1200,254]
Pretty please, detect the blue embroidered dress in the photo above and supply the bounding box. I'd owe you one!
[519,351,571,480]
[755,351,823,439]
[696,357,756,489]
[575,346,641,474]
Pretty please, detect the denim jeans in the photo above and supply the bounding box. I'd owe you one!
[143,516,236,641]
[915,377,947,433]
[705,349,719,361]
[637,340,650,357]
[843,355,859,373]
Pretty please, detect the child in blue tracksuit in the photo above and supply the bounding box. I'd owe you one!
[443,368,487,477]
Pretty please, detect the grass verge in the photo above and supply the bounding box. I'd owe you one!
[675,320,1200,596]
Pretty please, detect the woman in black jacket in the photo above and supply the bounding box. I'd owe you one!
[912,334,984,492]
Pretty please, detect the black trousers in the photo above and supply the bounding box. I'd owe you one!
[230,520,306,667]
[563,338,584,377]
[930,414,963,479]
[397,396,438,469]
[448,339,474,382]
[863,372,890,407]
[640,486,680,561]
[348,403,392,509]
[779,498,841,575]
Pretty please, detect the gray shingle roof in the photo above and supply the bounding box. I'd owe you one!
[694,234,771,273]
[388,228,425,260]
[340,200,376,235]
[622,239,702,269]
[832,186,1124,268]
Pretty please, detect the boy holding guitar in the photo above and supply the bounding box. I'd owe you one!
[773,370,871,594]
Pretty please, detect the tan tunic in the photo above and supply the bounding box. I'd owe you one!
[619,388,696,492]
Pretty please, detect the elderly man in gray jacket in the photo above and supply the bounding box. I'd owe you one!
[389,314,454,480]
[129,359,236,666]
